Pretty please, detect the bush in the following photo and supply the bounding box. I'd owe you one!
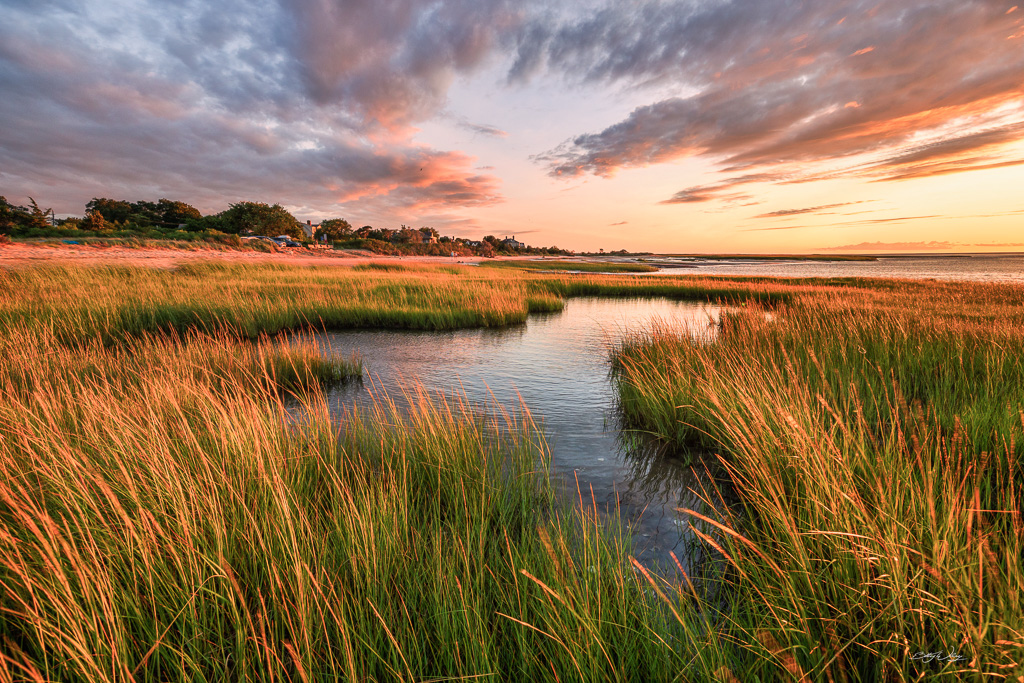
[333,238,401,255]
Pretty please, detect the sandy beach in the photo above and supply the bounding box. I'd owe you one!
[0,242,549,269]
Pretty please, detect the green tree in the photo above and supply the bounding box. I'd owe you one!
[0,196,20,234]
[395,226,419,243]
[24,198,53,230]
[183,215,227,233]
[218,202,300,238]
[128,200,160,228]
[157,199,202,226]
[355,225,390,241]
[81,210,107,232]
[85,198,133,224]
[0,196,50,235]
[319,218,353,240]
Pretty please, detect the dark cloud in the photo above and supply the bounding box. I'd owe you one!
[283,0,529,129]
[0,0,515,224]
[535,0,1024,188]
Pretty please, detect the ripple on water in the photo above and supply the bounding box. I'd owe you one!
[306,297,732,577]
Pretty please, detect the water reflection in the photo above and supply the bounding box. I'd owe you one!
[307,298,731,576]
[611,426,733,576]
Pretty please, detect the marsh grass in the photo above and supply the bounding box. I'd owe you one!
[0,263,791,345]
[0,337,692,681]
[3,261,1020,680]
[3,262,765,680]
[614,279,1024,679]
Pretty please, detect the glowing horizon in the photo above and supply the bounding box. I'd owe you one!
[2,0,1023,253]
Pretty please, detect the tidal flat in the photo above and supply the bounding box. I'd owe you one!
[0,262,1021,681]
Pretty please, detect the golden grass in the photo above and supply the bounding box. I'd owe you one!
[3,261,1021,679]
[614,277,1024,679]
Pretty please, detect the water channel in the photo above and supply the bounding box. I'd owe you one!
[306,297,732,575]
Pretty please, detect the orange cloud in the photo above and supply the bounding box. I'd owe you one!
[542,1,1024,198]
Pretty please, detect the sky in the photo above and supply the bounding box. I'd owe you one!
[2,0,1024,253]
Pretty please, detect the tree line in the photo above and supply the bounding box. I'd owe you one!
[1,196,307,239]
[0,195,571,255]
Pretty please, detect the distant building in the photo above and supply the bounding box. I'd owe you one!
[299,219,321,240]
[502,235,524,249]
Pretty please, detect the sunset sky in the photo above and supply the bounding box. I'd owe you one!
[2,0,1023,253]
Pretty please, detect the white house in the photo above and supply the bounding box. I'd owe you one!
[299,219,321,240]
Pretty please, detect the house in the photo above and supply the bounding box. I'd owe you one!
[299,219,321,240]
[502,235,524,249]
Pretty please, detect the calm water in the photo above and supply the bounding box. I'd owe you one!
[311,298,727,572]
[643,252,1024,282]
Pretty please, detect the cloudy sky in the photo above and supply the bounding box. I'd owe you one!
[2,0,1024,252]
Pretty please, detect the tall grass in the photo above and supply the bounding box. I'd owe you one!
[0,332,692,681]
[614,279,1024,679]
[4,261,776,680]
[0,326,362,398]
[7,260,1019,679]
[0,262,792,345]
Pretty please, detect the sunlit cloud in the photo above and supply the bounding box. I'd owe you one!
[536,0,1024,202]
[754,201,871,219]
[660,173,782,205]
